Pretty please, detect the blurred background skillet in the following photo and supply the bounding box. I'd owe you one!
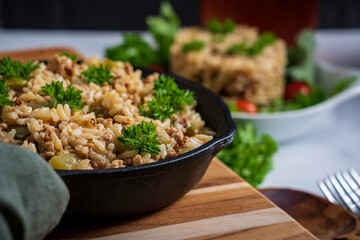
[56,68,236,216]
[233,62,360,142]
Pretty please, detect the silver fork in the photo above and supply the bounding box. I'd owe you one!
[318,168,360,218]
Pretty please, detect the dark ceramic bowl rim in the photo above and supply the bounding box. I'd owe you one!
[57,69,236,177]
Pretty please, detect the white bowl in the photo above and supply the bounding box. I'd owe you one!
[232,61,360,142]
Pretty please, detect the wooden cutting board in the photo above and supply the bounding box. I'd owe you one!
[47,159,316,240]
[0,46,84,62]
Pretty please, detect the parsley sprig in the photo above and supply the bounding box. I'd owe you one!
[105,34,156,68]
[105,2,180,69]
[227,32,276,56]
[41,81,83,109]
[58,52,78,61]
[146,1,180,68]
[181,40,205,53]
[207,19,235,34]
[117,121,160,155]
[140,75,195,121]
[0,79,13,106]
[82,64,113,86]
[217,123,278,187]
[0,57,39,80]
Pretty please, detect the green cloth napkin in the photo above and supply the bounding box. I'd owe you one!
[0,143,69,240]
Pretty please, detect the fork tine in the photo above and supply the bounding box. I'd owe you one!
[343,171,360,199]
[329,173,360,217]
[323,177,348,208]
[349,168,360,188]
[336,171,360,210]
[318,180,339,205]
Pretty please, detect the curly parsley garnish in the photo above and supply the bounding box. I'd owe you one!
[217,123,278,187]
[117,121,160,155]
[227,32,276,56]
[58,52,78,61]
[140,75,195,121]
[207,19,235,34]
[82,64,113,86]
[0,57,39,80]
[0,79,13,106]
[181,40,205,53]
[41,80,83,109]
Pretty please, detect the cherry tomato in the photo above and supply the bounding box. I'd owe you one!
[284,82,311,100]
[235,99,258,114]
[148,64,167,72]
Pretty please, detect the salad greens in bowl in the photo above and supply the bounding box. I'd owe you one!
[232,62,360,142]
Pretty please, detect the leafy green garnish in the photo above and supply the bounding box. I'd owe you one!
[105,34,157,67]
[140,94,176,121]
[226,32,276,56]
[181,40,205,53]
[227,100,237,112]
[287,31,315,85]
[0,57,39,80]
[226,42,248,55]
[0,79,13,106]
[82,64,113,86]
[117,120,160,155]
[105,2,180,69]
[58,52,78,61]
[260,87,326,112]
[207,19,235,34]
[40,81,83,109]
[146,1,180,68]
[217,123,278,187]
[329,76,357,97]
[140,75,195,121]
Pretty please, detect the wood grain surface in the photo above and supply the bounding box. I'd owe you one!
[47,159,317,240]
[0,47,84,62]
[261,188,359,239]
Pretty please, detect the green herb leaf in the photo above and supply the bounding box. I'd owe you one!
[146,1,180,68]
[260,76,357,113]
[227,100,237,112]
[105,34,157,67]
[217,123,278,187]
[41,80,83,109]
[226,42,248,55]
[260,86,326,112]
[58,52,78,61]
[181,40,205,53]
[226,32,276,56]
[207,19,235,34]
[140,95,175,122]
[140,75,195,121]
[0,79,13,106]
[82,64,113,86]
[117,120,160,155]
[0,57,39,80]
[329,76,357,97]
[287,31,315,85]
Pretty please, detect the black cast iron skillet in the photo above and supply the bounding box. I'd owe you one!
[56,68,236,216]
